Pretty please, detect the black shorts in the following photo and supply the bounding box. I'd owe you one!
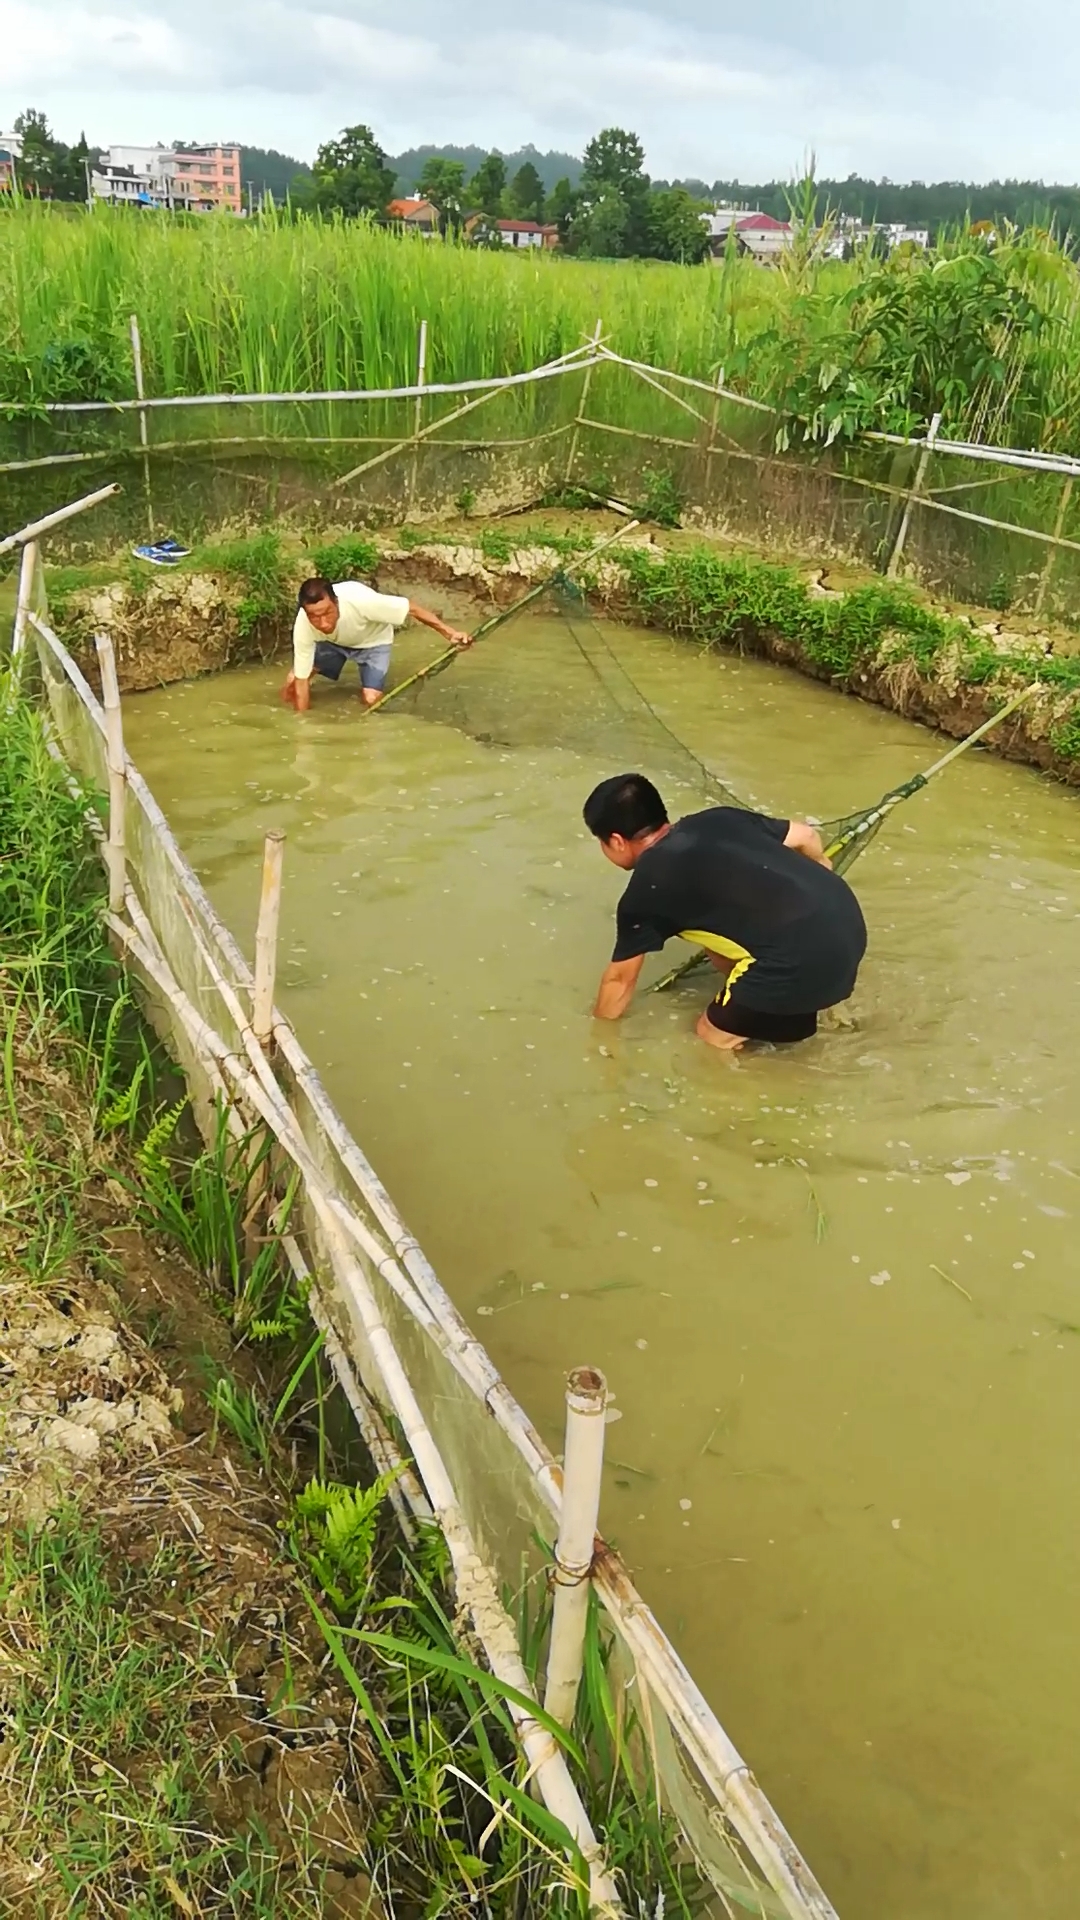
[706,995,818,1043]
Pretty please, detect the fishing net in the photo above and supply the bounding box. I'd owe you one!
[386,571,748,814]
[384,570,877,861]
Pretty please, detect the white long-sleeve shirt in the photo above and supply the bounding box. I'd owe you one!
[292,581,410,679]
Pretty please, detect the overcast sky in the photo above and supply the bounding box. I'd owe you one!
[4,0,1079,182]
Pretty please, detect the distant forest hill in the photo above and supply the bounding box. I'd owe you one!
[389,144,582,196]
[240,142,581,203]
[240,145,1080,236]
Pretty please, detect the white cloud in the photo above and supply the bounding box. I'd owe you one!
[2,0,1078,181]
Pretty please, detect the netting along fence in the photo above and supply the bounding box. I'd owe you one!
[6,320,1080,619]
[8,494,838,1920]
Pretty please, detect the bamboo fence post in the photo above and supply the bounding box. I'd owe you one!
[11,538,39,672]
[1033,475,1073,617]
[565,319,603,483]
[252,829,285,1048]
[407,318,428,514]
[129,314,154,539]
[703,367,725,510]
[886,411,942,578]
[544,1366,608,1728]
[94,633,127,913]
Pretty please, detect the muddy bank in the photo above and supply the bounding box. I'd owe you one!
[46,519,1080,786]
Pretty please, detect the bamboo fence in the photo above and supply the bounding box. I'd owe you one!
[6,328,1080,597]
[6,482,839,1920]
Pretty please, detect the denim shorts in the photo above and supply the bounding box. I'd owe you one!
[313,640,392,690]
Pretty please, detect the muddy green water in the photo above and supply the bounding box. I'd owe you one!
[124,617,1080,1920]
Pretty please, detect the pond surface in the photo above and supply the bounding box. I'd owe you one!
[124,614,1080,1920]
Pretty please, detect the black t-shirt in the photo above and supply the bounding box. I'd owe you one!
[612,807,867,1012]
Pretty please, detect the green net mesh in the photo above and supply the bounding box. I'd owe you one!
[386,572,902,873]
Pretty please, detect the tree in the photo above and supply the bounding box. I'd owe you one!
[577,127,650,254]
[307,124,395,219]
[505,161,545,222]
[10,110,96,201]
[544,176,578,243]
[417,157,466,229]
[646,187,711,264]
[13,109,59,195]
[572,184,630,259]
[469,151,506,217]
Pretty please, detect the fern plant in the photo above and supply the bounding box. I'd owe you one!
[291,1469,402,1616]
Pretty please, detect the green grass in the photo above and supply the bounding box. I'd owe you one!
[612,541,1080,760]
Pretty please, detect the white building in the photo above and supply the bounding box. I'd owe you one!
[90,144,242,213]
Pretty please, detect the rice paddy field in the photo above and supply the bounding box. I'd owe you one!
[5,199,1080,459]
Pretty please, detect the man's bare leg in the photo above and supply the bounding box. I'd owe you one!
[695,1009,746,1052]
[360,686,382,708]
[697,953,744,1048]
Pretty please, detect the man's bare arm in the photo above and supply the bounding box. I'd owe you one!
[281,670,311,712]
[593,954,646,1020]
[409,601,473,648]
[783,819,832,869]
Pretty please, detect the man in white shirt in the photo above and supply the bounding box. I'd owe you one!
[281,576,471,712]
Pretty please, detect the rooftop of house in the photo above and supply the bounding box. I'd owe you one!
[736,213,791,232]
[496,218,546,233]
[387,196,438,218]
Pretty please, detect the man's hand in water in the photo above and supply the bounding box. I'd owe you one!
[281,671,311,712]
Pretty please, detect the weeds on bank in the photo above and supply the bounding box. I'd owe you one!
[0,1518,332,1920]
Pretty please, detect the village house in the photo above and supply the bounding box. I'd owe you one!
[386,196,440,235]
[702,205,792,262]
[0,128,20,192]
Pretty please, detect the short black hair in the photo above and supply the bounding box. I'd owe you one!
[583,773,668,842]
[298,577,337,609]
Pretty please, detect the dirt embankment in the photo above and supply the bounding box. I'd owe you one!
[48,521,1080,786]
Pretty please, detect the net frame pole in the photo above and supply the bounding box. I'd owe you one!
[252,829,285,1049]
[565,318,603,482]
[886,410,941,577]
[544,1366,608,1729]
[129,313,154,539]
[94,632,127,913]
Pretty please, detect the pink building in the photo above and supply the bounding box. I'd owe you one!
[170,145,242,212]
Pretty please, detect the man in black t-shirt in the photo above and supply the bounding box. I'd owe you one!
[583,772,867,1052]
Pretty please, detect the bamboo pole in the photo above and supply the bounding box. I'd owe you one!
[1033,475,1073,616]
[11,539,39,667]
[24,352,603,416]
[565,319,603,483]
[330,341,598,494]
[0,482,120,559]
[252,830,285,1048]
[129,313,154,538]
[703,367,726,506]
[544,1367,608,1729]
[886,410,942,577]
[407,317,428,514]
[94,633,127,913]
